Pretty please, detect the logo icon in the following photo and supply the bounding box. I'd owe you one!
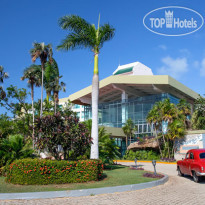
[143,6,204,36]
[165,10,173,28]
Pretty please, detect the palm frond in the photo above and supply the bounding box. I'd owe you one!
[98,23,115,48]
[59,15,90,33]
[57,33,94,51]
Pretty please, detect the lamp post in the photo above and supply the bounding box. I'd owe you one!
[152,160,157,175]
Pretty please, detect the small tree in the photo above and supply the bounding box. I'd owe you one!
[122,119,137,148]
[34,112,91,160]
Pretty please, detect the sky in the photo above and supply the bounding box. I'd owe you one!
[1,0,205,115]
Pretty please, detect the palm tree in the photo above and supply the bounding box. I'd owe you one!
[0,66,9,100]
[0,66,9,84]
[147,104,163,158]
[30,42,53,117]
[177,99,191,129]
[57,14,115,159]
[122,118,137,148]
[44,58,66,113]
[21,64,41,149]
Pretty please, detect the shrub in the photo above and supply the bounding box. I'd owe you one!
[6,158,103,185]
[123,150,160,160]
[0,166,6,176]
[35,113,91,160]
[0,134,34,167]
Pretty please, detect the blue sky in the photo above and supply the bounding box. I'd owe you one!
[0,0,205,115]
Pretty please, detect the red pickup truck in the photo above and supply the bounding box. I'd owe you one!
[177,149,205,182]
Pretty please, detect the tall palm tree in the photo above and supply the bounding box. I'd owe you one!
[0,66,9,84]
[44,58,66,113]
[0,66,8,100]
[21,64,41,149]
[57,14,115,159]
[30,42,53,117]
[147,104,163,158]
[177,99,191,129]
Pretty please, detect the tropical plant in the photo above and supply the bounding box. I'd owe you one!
[30,42,53,117]
[0,114,15,139]
[0,134,34,167]
[98,127,120,163]
[34,112,90,160]
[147,99,186,159]
[0,85,33,138]
[0,66,8,84]
[192,96,205,130]
[83,120,120,162]
[21,64,41,148]
[0,66,9,100]
[147,103,163,157]
[58,14,115,159]
[177,99,191,129]
[122,118,137,148]
[44,58,66,113]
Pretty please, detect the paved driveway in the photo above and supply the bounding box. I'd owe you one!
[1,162,205,205]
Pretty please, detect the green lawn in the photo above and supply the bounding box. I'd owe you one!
[0,165,158,193]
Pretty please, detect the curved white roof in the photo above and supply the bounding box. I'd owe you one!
[113,61,153,76]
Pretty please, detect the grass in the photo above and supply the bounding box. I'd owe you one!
[0,165,158,193]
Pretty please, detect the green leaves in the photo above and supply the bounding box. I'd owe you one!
[57,15,115,54]
[30,42,53,64]
[34,112,91,160]
[0,134,34,167]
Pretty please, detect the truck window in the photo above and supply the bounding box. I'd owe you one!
[185,152,190,159]
[199,153,205,159]
[190,153,194,159]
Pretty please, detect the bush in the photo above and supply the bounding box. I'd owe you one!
[6,158,103,185]
[123,150,160,160]
[0,166,6,176]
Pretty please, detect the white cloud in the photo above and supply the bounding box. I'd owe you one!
[157,56,188,79]
[158,45,167,51]
[200,58,205,76]
[179,49,190,56]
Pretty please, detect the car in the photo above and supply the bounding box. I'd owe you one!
[177,149,205,182]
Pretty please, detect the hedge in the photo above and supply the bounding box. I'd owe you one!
[6,158,103,185]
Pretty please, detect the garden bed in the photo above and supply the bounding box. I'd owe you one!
[0,165,158,193]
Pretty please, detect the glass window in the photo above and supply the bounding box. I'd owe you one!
[76,112,80,118]
[200,153,205,159]
[190,153,194,159]
[185,152,190,159]
[73,104,80,109]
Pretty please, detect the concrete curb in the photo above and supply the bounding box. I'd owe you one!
[117,160,177,164]
[0,174,169,200]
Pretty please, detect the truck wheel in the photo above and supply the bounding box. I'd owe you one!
[177,166,184,177]
[193,171,201,183]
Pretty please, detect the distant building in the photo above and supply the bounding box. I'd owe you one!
[59,61,199,155]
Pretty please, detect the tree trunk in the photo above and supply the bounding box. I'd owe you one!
[90,54,99,159]
[46,91,51,103]
[40,62,44,117]
[126,136,128,148]
[154,128,162,158]
[167,138,170,159]
[31,83,35,150]
[54,91,58,114]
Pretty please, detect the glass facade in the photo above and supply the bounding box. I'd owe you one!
[85,93,179,127]
[84,93,179,156]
